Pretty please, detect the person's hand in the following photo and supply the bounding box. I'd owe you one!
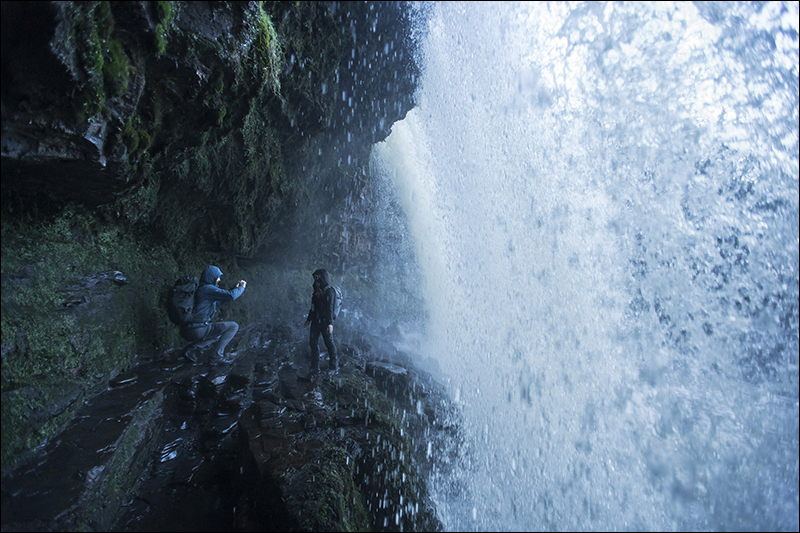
[237,280,247,288]
[327,324,333,334]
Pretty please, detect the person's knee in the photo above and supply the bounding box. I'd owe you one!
[219,321,238,336]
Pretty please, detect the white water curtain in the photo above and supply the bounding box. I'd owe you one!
[373,2,798,531]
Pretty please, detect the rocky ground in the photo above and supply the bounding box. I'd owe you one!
[1,318,461,532]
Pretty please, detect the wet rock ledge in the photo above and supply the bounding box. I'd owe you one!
[0,319,459,532]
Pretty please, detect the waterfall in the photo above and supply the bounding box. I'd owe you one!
[372,2,798,531]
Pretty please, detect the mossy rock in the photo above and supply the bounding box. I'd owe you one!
[283,446,370,532]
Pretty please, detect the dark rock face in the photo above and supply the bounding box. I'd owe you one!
[1,1,420,259]
[1,3,447,529]
[2,1,140,205]
[2,0,424,473]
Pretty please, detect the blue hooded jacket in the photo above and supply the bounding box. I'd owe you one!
[187,265,245,326]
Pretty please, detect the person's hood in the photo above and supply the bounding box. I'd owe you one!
[312,268,329,288]
[200,265,223,286]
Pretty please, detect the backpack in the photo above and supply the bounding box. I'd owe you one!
[167,276,199,326]
[329,285,343,319]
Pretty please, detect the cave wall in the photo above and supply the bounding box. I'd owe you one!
[2,0,418,258]
[1,1,420,474]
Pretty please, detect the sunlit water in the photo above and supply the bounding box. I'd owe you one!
[371,2,798,531]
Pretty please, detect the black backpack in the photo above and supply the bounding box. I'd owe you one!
[167,276,199,326]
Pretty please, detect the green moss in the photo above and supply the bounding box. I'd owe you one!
[121,98,158,161]
[0,207,186,472]
[155,112,289,255]
[148,86,165,134]
[113,174,161,226]
[54,2,136,124]
[242,99,260,161]
[285,446,370,531]
[154,2,175,55]
[67,2,106,120]
[102,36,131,97]
[155,24,167,54]
[157,1,174,26]
[312,371,437,531]
[122,115,141,154]
[245,2,282,94]
[76,390,164,531]
[0,377,85,470]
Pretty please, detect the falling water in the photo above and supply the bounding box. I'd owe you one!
[372,2,798,531]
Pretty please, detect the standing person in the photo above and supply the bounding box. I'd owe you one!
[180,265,246,366]
[304,268,338,375]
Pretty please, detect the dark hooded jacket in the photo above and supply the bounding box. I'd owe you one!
[307,269,336,327]
[187,265,245,326]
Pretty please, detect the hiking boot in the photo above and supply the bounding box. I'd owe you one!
[208,355,234,366]
[299,367,319,382]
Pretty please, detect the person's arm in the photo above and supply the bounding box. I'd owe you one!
[305,298,315,326]
[207,283,245,302]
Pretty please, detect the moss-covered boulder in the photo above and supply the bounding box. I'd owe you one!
[238,361,445,532]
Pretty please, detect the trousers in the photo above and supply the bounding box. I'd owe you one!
[309,323,337,371]
[180,321,239,360]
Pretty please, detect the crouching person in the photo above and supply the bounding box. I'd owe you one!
[181,265,246,366]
